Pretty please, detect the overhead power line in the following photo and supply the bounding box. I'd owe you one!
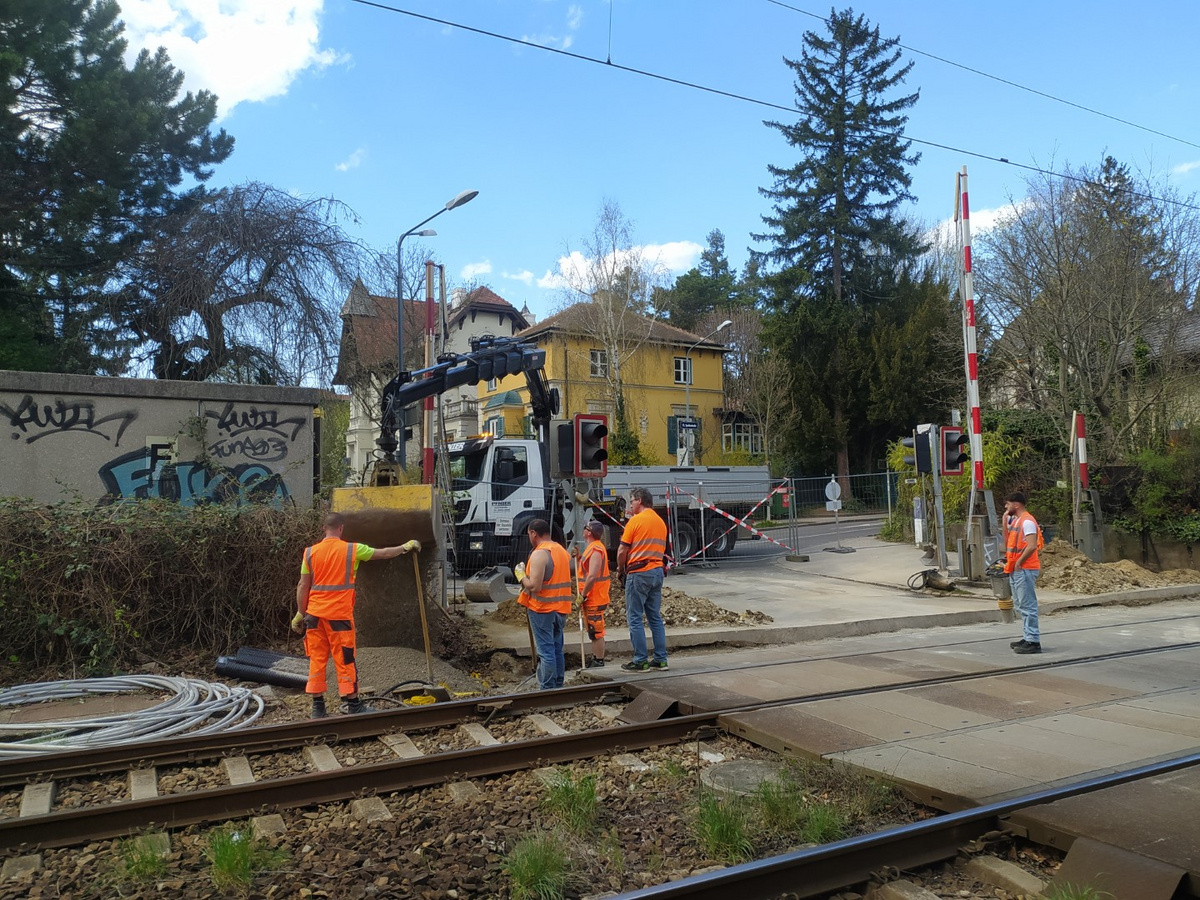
[764,0,1200,153]
[348,0,1200,214]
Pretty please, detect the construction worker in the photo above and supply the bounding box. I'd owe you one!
[1003,492,1043,654]
[579,519,611,668]
[293,512,419,717]
[617,487,669,672]
[515,518,573,690]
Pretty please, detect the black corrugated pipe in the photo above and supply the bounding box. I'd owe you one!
[214,657,308,689]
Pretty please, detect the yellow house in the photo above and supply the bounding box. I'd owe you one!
[477,303,730,464]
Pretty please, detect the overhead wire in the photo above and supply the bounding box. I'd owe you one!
[347,0,1200,214]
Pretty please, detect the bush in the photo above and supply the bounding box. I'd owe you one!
[0,498,320,673]
[1110,428,1200,543]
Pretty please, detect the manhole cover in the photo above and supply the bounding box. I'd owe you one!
[699,759,787,797]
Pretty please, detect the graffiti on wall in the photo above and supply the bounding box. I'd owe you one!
[99,448,290,507]
[204,402,307,464]
[2,395,137,445]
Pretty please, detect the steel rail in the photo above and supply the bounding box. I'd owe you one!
[612,752,1200,899]
[1,716,721,851]
[3,640,1195,787]
[0,683,620,785]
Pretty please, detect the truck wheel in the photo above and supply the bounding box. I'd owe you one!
[710,525,736,557]
[671,521,697,563]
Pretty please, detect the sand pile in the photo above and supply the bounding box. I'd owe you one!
[1036,539,1200,594]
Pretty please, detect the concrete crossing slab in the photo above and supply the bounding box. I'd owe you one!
[1077,703,1200,738]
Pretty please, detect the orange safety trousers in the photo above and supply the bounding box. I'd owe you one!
[304,616,358,697]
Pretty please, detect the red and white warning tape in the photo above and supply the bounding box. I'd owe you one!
[670,485,798,561]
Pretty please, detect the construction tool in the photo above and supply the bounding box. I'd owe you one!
[411,551,433,685]
[572,546,586,674]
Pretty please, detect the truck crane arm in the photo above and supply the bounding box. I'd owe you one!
[377,336,559,461]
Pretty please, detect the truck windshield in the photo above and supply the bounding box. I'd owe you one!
[448,450,487,490]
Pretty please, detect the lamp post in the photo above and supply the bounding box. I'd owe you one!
[393,189,479,467]
[681,318,732,466]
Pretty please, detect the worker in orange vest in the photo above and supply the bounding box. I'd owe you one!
[617,487,669,672]
[1003,492,1043,654]
[579,519,611,668]
[515,518,573,689]
[293,512,419,717]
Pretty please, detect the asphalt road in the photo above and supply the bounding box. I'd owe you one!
[692,516,885,565]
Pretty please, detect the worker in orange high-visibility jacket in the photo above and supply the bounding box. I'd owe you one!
[579,519,611,668]
[1002,492,1043,655]
[293,512,419,718]
[515,518,573,690]
[617,487,669,673]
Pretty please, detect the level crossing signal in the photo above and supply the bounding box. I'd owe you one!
[573,414,609,477]
[940,426,969,476]
[901,430,932,474]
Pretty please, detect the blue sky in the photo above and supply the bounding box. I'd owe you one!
[116,0,1200,321]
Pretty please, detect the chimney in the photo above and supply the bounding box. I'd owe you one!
[451,287,467,308]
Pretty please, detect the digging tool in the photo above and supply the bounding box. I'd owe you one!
[572,546,586,674]
[411,552,433,685]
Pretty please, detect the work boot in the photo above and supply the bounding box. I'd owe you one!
[585,657,606,668]
[1010,639,1029,649]
[311,697,327,719]
[345,697,377,714]
[1013,642,1042,654]
[648,659,669,670]
[620,660,649,672]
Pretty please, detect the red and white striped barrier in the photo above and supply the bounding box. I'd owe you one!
[671,485,798,561]
[956,167,985,491]
[1075,413,1089,490]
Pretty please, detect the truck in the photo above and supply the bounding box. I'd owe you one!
[374,336,774,576]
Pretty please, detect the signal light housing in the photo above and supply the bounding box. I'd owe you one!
[940,426,969,476]
[573,414,609,478]
[901,430,932,474]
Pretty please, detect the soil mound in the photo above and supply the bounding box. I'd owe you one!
[1036,539,1199,594]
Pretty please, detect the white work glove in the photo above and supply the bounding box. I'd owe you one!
[290,611,306,634]
[401,540,421,553]
[514,562,526,582]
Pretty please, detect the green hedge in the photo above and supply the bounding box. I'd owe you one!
[0,499,321,674]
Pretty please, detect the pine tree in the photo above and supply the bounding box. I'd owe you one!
[753,8,927,478]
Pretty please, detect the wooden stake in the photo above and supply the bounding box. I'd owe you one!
[411,552,433,684]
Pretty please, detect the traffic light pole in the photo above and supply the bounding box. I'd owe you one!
[929,424,950,574]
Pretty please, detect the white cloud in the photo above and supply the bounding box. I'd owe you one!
[1172,160,1200,176]
[503,270,535,286]
[928,203,1019,247]
[537,241,702,292]
[521,4,583,51]
[461,260,493,280]
[335,148,366,172]
[116,0,344,119]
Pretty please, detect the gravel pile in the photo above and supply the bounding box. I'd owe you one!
[1037,539,1200,593]
[485,584,773,630]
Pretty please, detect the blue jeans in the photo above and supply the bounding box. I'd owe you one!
[625,568,666,664]
[1010,568,1041,644]
[527,609,566,689]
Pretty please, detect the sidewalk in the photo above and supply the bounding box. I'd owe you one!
[468,533,1200,659]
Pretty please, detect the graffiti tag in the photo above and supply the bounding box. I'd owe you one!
[205,402,306,441]
[207,436,290,463]
[2,395,137,445]
[99,448,290,508]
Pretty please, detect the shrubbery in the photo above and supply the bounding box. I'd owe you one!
[0,498,320,674]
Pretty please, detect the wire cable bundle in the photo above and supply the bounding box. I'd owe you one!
[0,675,265,757]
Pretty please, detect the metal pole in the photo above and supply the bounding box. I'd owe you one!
[396,234,407,467]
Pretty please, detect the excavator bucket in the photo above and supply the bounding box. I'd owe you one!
[331,485,441,650]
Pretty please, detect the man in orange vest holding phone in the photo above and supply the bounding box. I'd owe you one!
[293,512,419,717]
[515,518,573,690]
[1003,492,1043,654]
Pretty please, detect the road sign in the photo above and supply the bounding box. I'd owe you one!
[826,500,842,512]
[679,420,698,430]
[824,477,841,501]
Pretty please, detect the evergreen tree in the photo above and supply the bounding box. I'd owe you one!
[0,0,233,374]
[656,230,739,331]
[753,8,931,478]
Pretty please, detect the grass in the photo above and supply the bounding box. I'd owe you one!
[203,824,289,891]
[503,832,572,900]
[693,792,755,863]
[113,832,170,883]
[752,775,848,844]
[541,769,600,835]
[596,827,625,875]
[1042,885,1113,900]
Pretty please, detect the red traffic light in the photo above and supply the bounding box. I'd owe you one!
[573,414,608,477]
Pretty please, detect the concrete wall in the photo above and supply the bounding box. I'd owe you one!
[1,370,324,507]
[1102,524,1199,572]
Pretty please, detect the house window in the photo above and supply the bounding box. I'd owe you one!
[674,357,692,385]
[485,415,504,437]
[722,422,763,454]
[486,377,498,391]
[589,350,608,378]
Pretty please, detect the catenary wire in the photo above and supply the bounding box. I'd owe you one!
[347,1,1200,215]
[0,676,265,757]
[764,0,1200,153]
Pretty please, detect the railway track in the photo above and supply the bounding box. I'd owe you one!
[4,638,1197,861]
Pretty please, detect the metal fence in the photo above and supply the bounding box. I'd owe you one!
[788,472,897,518]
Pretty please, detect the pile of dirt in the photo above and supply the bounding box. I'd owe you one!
[486,579,773,628]
[1036,539,1200,594]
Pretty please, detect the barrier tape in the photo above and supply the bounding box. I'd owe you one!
[671,485,799,561]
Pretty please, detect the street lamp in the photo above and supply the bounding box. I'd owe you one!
[392,189,479,466]
[681,318,732,466]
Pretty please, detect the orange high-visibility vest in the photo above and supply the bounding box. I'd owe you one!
[304,538,361,618]
[1005,512,1042,570]
[518,540,573,614]
[621,508,667,572]
[581,539,610,607]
